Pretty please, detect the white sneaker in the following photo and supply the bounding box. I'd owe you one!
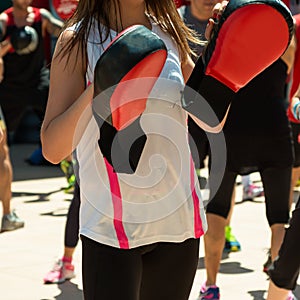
[1,210,25,232]
[287,291,298,300]
[242,184,264,201]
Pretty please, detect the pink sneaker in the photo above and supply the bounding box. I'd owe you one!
[199,282,220,300]
[43,259,75,284]
[287,291,298,300]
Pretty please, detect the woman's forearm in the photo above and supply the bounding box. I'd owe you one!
[41,84,94,164]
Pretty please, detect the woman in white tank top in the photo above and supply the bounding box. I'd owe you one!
[40,0,225,299]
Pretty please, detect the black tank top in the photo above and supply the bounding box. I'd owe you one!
[0,7,49,90]
[222,59,294,173]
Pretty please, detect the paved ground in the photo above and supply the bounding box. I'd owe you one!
[0,143,299,300]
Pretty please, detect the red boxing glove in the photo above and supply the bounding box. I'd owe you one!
[174,0,190,8]
[93,25,167,174]
[183,0,293,127]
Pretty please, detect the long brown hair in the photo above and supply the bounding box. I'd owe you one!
[60,0,199,64]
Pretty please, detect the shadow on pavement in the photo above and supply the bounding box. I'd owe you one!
[13,189,65,202]
[219,262,254,274]
[197,252,253,275]
[247,290,265,300]
[40,207,69,217]
[54,281,83,300]
[247,284,300,300]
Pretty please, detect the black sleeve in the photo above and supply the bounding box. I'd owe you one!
[182,57,233,128]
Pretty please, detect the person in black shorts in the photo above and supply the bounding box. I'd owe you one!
[200,36,295,299]
[0,0,63,231]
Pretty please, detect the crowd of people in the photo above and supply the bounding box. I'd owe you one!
[1,0,300,300]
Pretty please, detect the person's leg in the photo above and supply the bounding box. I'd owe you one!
[241,174,264,201]
[204,170,237,289]
[81,235,143,300]
[224,185,241,252]
[289,122,300,207]
[204,214,227,287]
[140,238,200,300]
[0,127,12,216]
[260,167,291,261]
[290,166,300,206]
[44,181,80,284]
[267,280,290,300]
[0,108,24,231]
[267,198,300,300]
[64,181,80,257]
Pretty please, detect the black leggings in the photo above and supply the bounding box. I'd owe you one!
[64,182,80,248]
[206,166,291,226]
[81,235,200,300]
[269,197,300,290]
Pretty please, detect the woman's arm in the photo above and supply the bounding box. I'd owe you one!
[181,55,229,133]
[41,30,93,164]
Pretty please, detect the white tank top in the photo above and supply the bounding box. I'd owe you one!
[73,20,207,249]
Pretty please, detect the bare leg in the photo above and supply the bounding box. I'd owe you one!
[266,280,289,300]
[289,166,300,208]
[270,224,286,261]
[64,247,76,260]
[204,213,227,286]
[0,128,13,216]
[226,186,236,226]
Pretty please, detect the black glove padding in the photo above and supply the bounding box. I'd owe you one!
[93,25,167,173]
[182,0,293,128]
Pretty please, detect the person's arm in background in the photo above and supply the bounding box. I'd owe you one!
[40,8,64,38]
[0,14,10,81]
[281,34,296,75]
[291,86,300,121]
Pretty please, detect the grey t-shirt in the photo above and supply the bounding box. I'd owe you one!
[178,5,208,60]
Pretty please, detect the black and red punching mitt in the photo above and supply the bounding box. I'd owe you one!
[93,25,167,174]
[183,0,294,127]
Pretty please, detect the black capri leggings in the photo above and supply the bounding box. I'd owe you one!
[206,166,291,226]
[81,235,200,300]
[64,182,80,248]
[269,197,300,290]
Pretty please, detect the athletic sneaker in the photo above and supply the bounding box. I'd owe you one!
[263,249,272,274]
[43,259,75,284]
[60,160,76,194]
[196,169,207,189]
[287,291,298,300]
[224,225,241,252]
[286,291,297,300]
[1,210,25,232]
[199,282,220,300]
[242,184,264,201]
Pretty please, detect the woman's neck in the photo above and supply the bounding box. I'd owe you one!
[109,2,151,32]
